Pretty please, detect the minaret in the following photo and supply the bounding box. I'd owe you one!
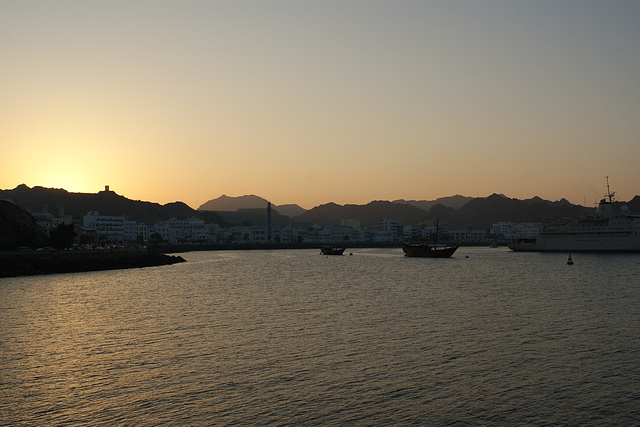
[267,202,272,241]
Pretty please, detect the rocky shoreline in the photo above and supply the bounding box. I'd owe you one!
[0,248,186,278]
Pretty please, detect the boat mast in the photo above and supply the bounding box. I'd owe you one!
[605,176,615,203]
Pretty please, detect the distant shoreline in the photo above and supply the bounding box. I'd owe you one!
[153,240,503,253]
[0,241,506,278]
[153,241,401,253]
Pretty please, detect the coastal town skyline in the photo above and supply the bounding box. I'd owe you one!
[2,1,639,209]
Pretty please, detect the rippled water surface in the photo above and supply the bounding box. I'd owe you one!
[2,248,640,425]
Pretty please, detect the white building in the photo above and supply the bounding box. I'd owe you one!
[121,220,149,244]
[491,222,513,238]
[166,217,208,243]
[511,223,541,239]
[491,221,541,239]
[376,219,401,241]
[449,229,487,242]
[83,211,125,243]
[318,226,361,243]
[124,220,138,242]
[250,226,268,243]
[148,224,169,242]
[370,230,395,242]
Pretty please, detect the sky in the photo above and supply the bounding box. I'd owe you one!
[2,1,639,210]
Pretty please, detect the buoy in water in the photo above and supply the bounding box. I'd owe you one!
[567,253,574,265]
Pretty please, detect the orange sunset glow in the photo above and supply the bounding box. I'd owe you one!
[2,1,639,209]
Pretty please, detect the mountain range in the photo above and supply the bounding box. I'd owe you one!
[1,185,231,227]
[2,184,639,231]
[197,194,482,215]
[198,195,305,218]
[292,195,603,229]
[392,195,474,211]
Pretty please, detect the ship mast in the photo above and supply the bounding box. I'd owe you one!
[605,176,615,203]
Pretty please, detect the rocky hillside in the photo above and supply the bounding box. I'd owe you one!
[452,194,589,229]
[393,195,474,211]
[295,194,605,230]
[0,200,47,250]
[4,185,637,232]
[295,201,431,228]
[1,185,230,226]
[198,194,306,218]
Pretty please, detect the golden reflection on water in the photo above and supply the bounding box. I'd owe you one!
[2,249,640,425]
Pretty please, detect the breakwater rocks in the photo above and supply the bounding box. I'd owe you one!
[0,248,186,278]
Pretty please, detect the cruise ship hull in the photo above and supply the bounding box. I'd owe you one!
[509,185,640,252]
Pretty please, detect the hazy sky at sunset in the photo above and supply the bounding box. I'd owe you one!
[2,1,639,209]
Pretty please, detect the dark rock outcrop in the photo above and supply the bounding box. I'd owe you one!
[1,185,230,226]
[0,200,48,250]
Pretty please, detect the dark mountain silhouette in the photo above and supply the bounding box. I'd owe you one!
[451,194,591,229]
[520,196,575,207]
[393,195,474,211]
[623,195,640,213]
[295,201,431,228]
[0,200,47,250]
[3,185,637,232]
[1,185,230,226]
[217,208,302,227]
[294,193,616,231]
[198,194,269,211]
[429,203,458,221]
[276,204,307,218]
[198,194,306,218]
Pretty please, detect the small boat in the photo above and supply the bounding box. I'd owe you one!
[402,242,459,258]
[320,246,346,255]
[402,217,459,258]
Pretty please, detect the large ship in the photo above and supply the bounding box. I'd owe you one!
[509,179,640,252]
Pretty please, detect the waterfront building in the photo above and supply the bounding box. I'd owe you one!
[318,225,361,243]
[124,220,138,243]
[370,230,395,242]
[449,229,487,243]
[166,217,208,243]
[83,211,125,243]
[491,222,513,238]
[510,223,541,239]
[147,224,169,243]
[250,226,268,243]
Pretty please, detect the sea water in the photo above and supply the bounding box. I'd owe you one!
[1,247,639,425]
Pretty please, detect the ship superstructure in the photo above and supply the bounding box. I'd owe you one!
[509,179,640,252]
